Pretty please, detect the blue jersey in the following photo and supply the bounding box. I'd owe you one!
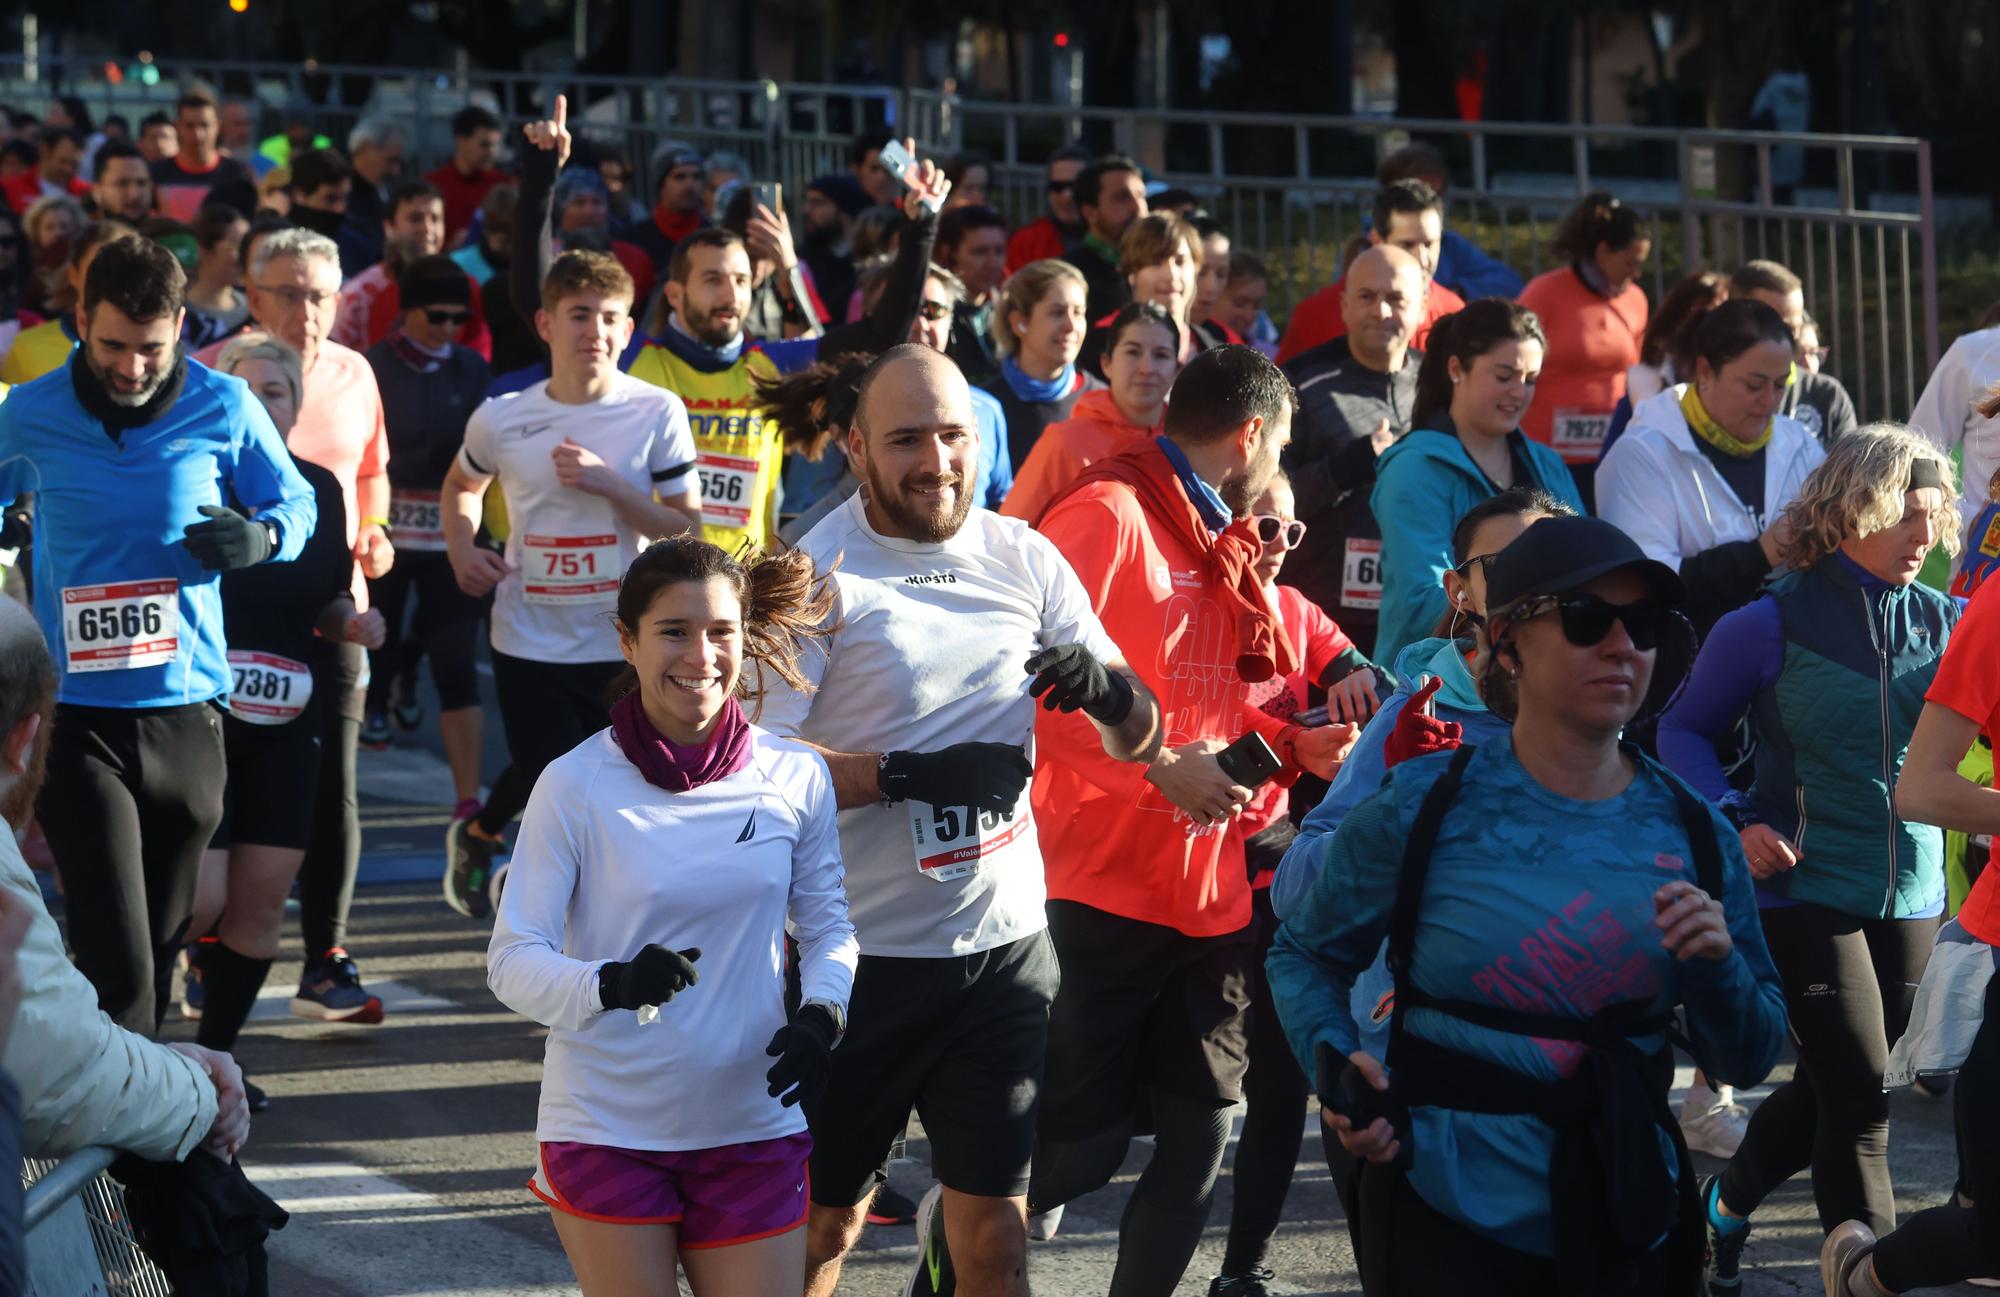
[0,359,316,708]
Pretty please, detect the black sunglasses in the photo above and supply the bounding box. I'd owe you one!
[1249,514,1306,549]
[915,301,953,321]
[424,308,470,326]
[1047,180,1075,194]
[1515,593,1667,651]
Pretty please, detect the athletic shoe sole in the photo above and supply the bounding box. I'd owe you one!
[904,1182,953,1297]
[289,995,385,1025]
[1819,1221,1875,1296]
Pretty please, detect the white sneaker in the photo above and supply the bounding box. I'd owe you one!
[1680,1082,1750,1159]
[1027,1203,1063,1241]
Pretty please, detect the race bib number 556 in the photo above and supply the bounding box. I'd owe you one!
[61,579,179,673]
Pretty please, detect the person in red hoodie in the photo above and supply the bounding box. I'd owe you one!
[1005,143,1092,275]
[1276,179,1464,365]
[1004,345,1357,1295]
[1001,301,1180,526]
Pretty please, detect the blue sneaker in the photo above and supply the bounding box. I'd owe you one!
[1702,1174,1750,1295]
[291,948,385,1024]
[179,944,205,1021]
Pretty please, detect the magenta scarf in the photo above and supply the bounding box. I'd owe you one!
[610,691,752,792]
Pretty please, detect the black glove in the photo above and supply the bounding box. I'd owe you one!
[180,505,273,572]
[764,1003,840,1109]
[878,742,1031,814]
[1025,644,1134,725]
[0,503,30,551]
[597,945,701,1012]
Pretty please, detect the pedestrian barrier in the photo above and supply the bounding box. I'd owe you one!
[21,1148,173,1296]
[0,55,1939,421]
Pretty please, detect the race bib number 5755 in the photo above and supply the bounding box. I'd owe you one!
[61,580,179,673]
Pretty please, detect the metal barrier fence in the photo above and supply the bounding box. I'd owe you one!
[0,56,1940,422]
[21,1148,173,1296]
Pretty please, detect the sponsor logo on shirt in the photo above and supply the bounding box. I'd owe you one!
[903,572,958,586]
[164,439,201,454]
[513,424,552,440]
[735,810,757,843]
[1170,569,1201,590]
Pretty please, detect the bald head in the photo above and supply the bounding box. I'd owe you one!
[1343,244,1427,372]
[850,343,981,541]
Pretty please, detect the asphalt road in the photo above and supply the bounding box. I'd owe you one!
[155,663,1991,1296]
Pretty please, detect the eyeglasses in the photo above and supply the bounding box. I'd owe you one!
[255,284,337,310]
[1249,514,1306,549]
[1454,553,1498,579]
[1801,345,1831,363]
[424,308,470,326]
[915,301,953,322]
[1514,593,1667,651]
[1047,180,1075,195]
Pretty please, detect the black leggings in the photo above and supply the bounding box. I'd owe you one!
[38,702,225,1033]
[476,651,621,837]
[1719,902,1938,1234]
[1870,973,2000,1291]
[1220,884,1312,1278]
[298,642,363,960]
[364,551,483,713]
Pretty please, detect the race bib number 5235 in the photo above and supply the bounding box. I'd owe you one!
[61,579,179,673]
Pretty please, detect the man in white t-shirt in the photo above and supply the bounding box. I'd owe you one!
[758,344,1162,1297]
[439,250,700,917]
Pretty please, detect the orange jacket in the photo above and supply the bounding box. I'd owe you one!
[1000,389,1160,526]
[1516,266,1649,463]
[1276,277,1464,365]
[1032,443,1299,937]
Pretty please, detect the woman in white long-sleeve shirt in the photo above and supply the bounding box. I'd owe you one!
[488,536,857,1297]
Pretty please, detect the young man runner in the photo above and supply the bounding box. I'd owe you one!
[0,234,316,1032]
[757,344,1162,1297]
[439,248,700,916]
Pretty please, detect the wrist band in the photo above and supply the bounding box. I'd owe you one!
[363,515,391,528]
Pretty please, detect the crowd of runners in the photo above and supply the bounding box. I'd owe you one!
[0,84,1994,1297]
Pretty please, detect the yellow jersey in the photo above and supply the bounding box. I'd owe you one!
[1,319,75,386]
[628,341,783,552]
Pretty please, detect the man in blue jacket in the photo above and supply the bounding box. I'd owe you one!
[0,234,316,1033]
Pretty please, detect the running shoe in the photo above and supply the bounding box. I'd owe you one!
[1701,1174,1749,1296]
[444,815,499,919]
[904,1182,955,1297]
[360,711,393,751]
[1208,1269,1275,1295]
[1818,1220,1875,1296]
[244,1079,269,1114]
[290,948,386,1024]
[1026,1202,1062,1241]
[179,944,205,1021]
[390,669,424,732]
[488,860,510,914]
[1680,1081,1750,1159]
[868,1182,918,1226]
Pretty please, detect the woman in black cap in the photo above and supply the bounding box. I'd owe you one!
[1655,425,1961,1292]
[1269,514,1787,1297]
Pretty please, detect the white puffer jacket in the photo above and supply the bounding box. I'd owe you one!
[0,830,216,1161]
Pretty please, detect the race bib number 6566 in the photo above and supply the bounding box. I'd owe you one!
[61,579,179,673]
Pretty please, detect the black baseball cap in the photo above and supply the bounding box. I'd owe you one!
[1485,515,1685,610]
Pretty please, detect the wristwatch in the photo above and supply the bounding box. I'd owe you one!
[260,520,280,554]
[801,997,847,1049]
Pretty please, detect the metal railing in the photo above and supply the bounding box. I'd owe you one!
[0,55,1940,421]
[22,1149,173,1296]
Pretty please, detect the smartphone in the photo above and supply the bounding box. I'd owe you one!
[752,181,782,217]
[1215,732,1283,789]
[878,140,942,215]
[1316,1042,1414,1170]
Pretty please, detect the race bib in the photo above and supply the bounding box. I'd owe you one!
[909,796,1033,883]
[697,452,759,531]
[1342,537,1382,611]
[521,533,621,605]
[227,650,313,725]
[1552,409,1611,457]
[61,579,179,673]
[389,489,446,553]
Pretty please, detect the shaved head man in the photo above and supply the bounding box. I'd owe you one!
[1342,244,1427,376]
[850,343,980,543]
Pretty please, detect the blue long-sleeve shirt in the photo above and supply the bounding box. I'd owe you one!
[1435,228,1525,301]
[0,359,315,708]
[1268,737,1787,1256]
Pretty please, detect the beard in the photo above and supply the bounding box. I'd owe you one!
[1219,437,1283,517]
[863,458,973,543]
[85,346,175,408]
[2,711,51,832]
[682,299,743,350]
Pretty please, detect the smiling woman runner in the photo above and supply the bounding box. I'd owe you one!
[488,536,858,1297]
[1269,514,1787,1297]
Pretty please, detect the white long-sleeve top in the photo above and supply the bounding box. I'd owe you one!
[487,725,858,1151]
[1908,325,2000,545]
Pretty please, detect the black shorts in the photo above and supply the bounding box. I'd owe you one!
[1038,899,1254,1142]
[805,930,1059,1205]
[209,714,320,851]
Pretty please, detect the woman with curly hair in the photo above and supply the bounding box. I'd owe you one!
[488,536,859,1297]
[1656,425,1963,1291]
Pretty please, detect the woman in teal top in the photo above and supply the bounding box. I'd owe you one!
[1371,299,1584,663]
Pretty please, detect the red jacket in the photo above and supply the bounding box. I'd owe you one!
[1006,216,1070,276]
[1276,276,1464,364]
[1032,442,1299,937]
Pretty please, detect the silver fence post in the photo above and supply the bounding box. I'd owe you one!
[1678,137,1700,275]
[1916,138,1941,373]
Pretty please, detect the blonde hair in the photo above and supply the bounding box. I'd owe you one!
[22,194,84,248]
[1777,422,1962,571]
[992,258,1086,360]
[216,330,305,415]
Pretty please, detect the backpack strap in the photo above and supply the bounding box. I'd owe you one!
[1385,743,1479,979]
